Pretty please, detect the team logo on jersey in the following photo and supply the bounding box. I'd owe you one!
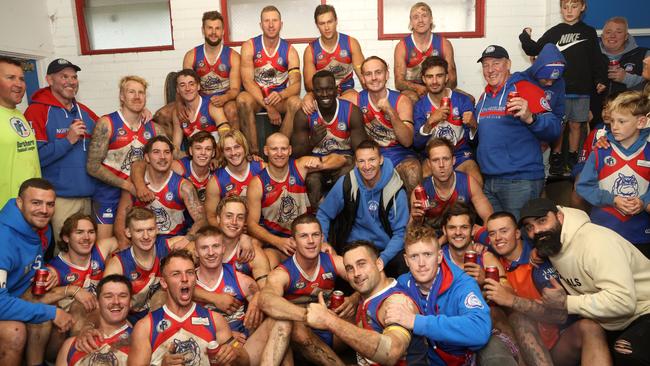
[223,285,236,294]
[322,272,334,280]
[65,273,79,283]
[200,116,208,126]
[436,125,456,144]
[337,122,346,131]
[540,97,551,111]
[550,68,561,79]
[130,271,140,281]
[464,291,484,309]
[10,117,31,138]
[225,183,235,192]
[88,351,118,365]
[410,50,418,58]
[173,338,201,365]
[612,173,639,197]
[117,128,126,136]
[198,60,205,68]
[295,281,306,289]
[156,318,171,332]
[452,107,459,117]
[318,53,324,60]
[151,205,173,232]
[604,156,617,166]
[182,122,189,129]
[144,131,152,140]
[432,49,440,57]
[288,176,296,185]
[278,195,298,223]
[624,63,635,72]
[368,200,379,212]
[218,63,227,72]
[277,57,284,65]
[340,50,348,58]
[361,107,368,114]
[265,184,273,192]
[165,192,174,201]
[256,52,262,59]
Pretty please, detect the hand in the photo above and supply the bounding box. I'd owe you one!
[306,292,333,330]
[74,288,99,313]
[301,93,318,115]
[135,181,156,204]
[523,27,532,36]
[211,293,243,315]
[209,341,238,366]
[123,180,137,197]
[594,135,611,150]
[414,84,428,97]
[462,111,477,130]
[320,242,335,255]
[334,294,357,321]
[140,108,153,122]
[265,91,283,106]
[74,328,103,353]
[529,248,544,267]
[44,270,58,291]
[275,237,296,256]
[463,262,485,286]
[427,105,450,127]
[596,83,607,94]
[508,97,533,123]
[410,196,425,221]
[470,242,488,255]
[483,278,515,307]
[249,153,264,163]
[608,66,626,83]
[53,308,74,332]
[237,235,255,263]
[175,103,191,123]
[541,277,567,310]
[244,292,263,330]
[303,156,323,170]
[162,343,187,366]
[267,105,282,126]
[66,120,87,144]
[232,331,248,345]
[626,197,644,215]
[210,94,229,108]
[383,298,416,330]
[376,98,393,114]
[311,122,327,147]
[614,196,642,216]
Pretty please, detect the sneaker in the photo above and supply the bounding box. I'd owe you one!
[567,151,579,170]
[549,152,564,176]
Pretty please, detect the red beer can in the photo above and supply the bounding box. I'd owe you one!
[507,91,519,103]
[413,185,430,209]
[32,269,49,295]
[441,97,450,108]
[485,266,500,282]
[207,341,223,366]
[609,60,620,68]
[329,290,345,310]
[463,250,478,264]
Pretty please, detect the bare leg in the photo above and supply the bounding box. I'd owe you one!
[305,171,324,209]
[260,320,293,366]
[224,100,240,130]
[0,321,27,365]
[279,96,301,138]
[290,322,345,366]
[551,319,612,366]
[456,159,483,187]
[509,311,553,366]
[237,92,262,155]
[395,158,422,195]
[26,320,52,365]
[96,224,114,241]
[568,121,584,154]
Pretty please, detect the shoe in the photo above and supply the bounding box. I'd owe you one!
[549,152,564,176]
[567,151,579,170]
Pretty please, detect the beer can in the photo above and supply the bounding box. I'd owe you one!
[32,269,49,295]
[413,185,430,209]
[463,251,478,264]
[329,290,345,310]
[441,97,450,108]
[609,60,620,68]
[485,266,500,282]
[207,341,223,366]
[507,91,519,103]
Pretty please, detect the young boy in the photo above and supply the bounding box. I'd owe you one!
[576,91,650,257]
[520,0,607,174]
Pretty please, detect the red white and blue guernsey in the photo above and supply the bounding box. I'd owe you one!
[214,160,264,199]
[355,279,409,366]
[252,35,290,94]
[149,303,217,366]
[180,95,218,139]
[309,99,353,156]
[413,91,475,167]
[113,237,170,322]
[133,171,191,237]
[178,156,213,203]
[47,246,106,309]
[223,242,252,277]
[196,264,247,334]
[311,33,355,94]
[192,44,233,97]
[278,252,337,305]
[358,89,416,166]
[66,324,131,366]
[401,33,445,84]
[258,159,310,237]
[422,171,473,219]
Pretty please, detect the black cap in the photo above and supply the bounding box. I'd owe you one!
[46,58,81,75]
[518,198,558,225]
[477,45,509,63]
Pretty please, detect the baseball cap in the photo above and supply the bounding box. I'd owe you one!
[477,45,509,63]
[535,63,565,80]
[518,198,559,225]
[46,58,81,75]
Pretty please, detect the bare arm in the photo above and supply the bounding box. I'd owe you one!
[349,37,365,87]
[180,179,206,235]
[443,38,457,89]
[86,117,133,192]
[102,256,124,277]
[278,46,301,100]
[379,96,413,147]
[393,41,426,96]
[246,177,286,248]
[296,154,347,178]
[250,241,271,287]
[127,317,153,366]
[469,175,493,222]
[512,296,568,324]
[114,189,133,249]
[303,45,316,92]
[224,50,242,103]
[240,40,266,106]
[204,176,222,227]
[258,269,307,321]
[172,112,184,153]
[55,337,75,366]
[182,49,195,69]
[349,104,368,150]
[289,110,313,157]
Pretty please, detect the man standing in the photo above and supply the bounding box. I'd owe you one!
[26,58,98,241]
[520,197,650,365]
[0,56,40,206]
[475,45,561,218]
[0,178,73,365]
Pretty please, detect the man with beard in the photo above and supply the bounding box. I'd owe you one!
[410,138,492,228]
[114,136,206,246]
[86,75,164,240]
[56,275,133,366]
[291,70,367,208]
[247,133,345,267]
[520,197,650,366]
[484,211,612,366]
[128,249,248,366]
[205,129,264,221]
[413,56,482,186]
[237,6,301,153]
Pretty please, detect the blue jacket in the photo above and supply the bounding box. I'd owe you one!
[475,72,561,180]
[0,199,56,323]
[317,159,409,264]
[25,87,98,197]
[512,43,566,122]
[397,258,491,365]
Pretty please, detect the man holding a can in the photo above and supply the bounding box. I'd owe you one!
[0,178,74,365]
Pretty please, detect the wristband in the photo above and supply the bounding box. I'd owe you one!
[254,275,268,282]
[71,285,82,298]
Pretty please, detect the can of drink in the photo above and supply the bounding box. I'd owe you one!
[329,290,345,310]
[507,91,519,103]
[485,266,499,282]
[206,341,223,366]
[32,269,49,295]
[464,251,478,264]
[609,60,620,68]
[413,185,430,209]
[441,97,450,108]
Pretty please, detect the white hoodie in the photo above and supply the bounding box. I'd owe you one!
[550,206,650,331]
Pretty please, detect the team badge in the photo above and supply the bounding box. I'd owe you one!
[540,97,551,111]
[485,46,495,53]
[322,272,334,280]
[144,131,152,140]
[289,176,296,185]
[9,117,31,138]
[318,54,324,60]
[165,192,174,201]
[91,260,100,273]
[117,128,126,136]
[225,183,234,192]
[130,271,140,281]
[452,107,459,117]
[182,122,189,128]
[337,122,346,130]
[156,319,171,332]
[464,292,484,309]
[432,49,440,56]
[361,107,368,114]
[277,57,284,64]
[218,63,227,71]
[458,196,466,203]
[223,286,235,294]
[265,184,273,192]
[65,273,79,283]
[624,63,634,72]
[368,200,379,212]
[550,68,560,79]
[295,281,306,289]
[256,52,262,59]
[198,61,205,68]
[604,156,617,166]
[340,50,348,57]
[410,50,417,58]
[200,116,208,126]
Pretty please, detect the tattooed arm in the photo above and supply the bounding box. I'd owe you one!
[86,117,134,194]
[180,179,206,235]
[484,279,568,324]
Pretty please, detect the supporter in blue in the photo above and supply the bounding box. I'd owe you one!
[25,59,98,242]
[384,225,491,365]
[317,139,409,276]
[474,45,561,219]
[0,178,73,365]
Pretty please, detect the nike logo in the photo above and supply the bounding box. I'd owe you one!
[556,39,586,52]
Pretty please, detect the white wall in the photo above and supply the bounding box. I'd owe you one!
[0,0,54,58]
[41,0,555,116]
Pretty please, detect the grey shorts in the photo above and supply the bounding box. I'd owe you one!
[565,97,590,122]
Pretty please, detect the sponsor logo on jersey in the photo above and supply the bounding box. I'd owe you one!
[117,128,126,136]
[432,49,440,56]
[165,192,174,201]
[540,97,551,111]
[277,57,284,65]
[604,156,617,166]
[322,272,334,280]
[156,318,171,332]
[191,316,210,325]
[130,271,140,281]
[295,281,306,289]
[65,272,79,283]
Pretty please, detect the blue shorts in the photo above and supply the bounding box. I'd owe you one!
[454,150,474,169]
[381,146,418,167]
[93,199,119,225]
[312,328,334,347]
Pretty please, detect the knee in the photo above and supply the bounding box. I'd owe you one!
[290,322,312,346]
[224,101,239,119]
[577,318,604,338]
[236,93,253,109]
[286,96,301,111]
[0,321,27,351]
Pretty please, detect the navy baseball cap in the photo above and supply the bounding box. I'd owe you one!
[47,58,81,75]
[477,45,509,63]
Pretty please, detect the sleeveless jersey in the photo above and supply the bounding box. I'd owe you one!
[223,242,253,277]
[196,264,247,334]
[149,304,217,366]
[114,237,170,320]
[214,160,264,199]
[95,111,156,202]
[278,252,337,305]
[180,95,218,138]
[47,246,106,309]
[193,44,232,97]
[252,35,289,94]
[403,33,444,84]
[416,91,472,159]
[355,280,408,366]
[257,159,310,237]
[310,33,355,93]
[67,324,131,366]
[309,99,353,156]
[592,142,650,244]
[133,171,190,236]
[178,156,212,203]
[422,171,472,218]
